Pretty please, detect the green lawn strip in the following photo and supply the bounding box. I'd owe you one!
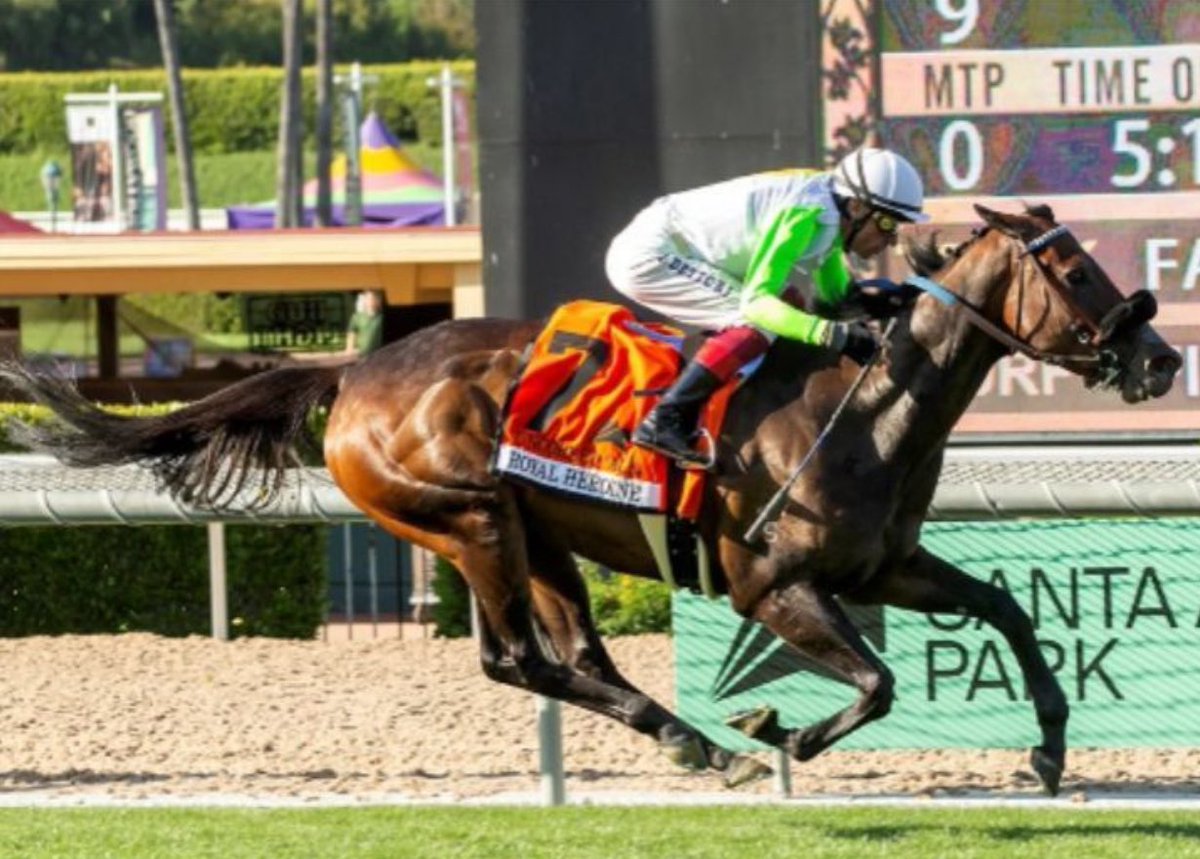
[0,806,1197,859]
[0,145,446,212]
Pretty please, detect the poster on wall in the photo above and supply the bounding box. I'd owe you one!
[65,104,116,225]
[64,93,167,232]
[122,105,168,232]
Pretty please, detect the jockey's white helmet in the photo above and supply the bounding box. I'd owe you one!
[831,146,930,223]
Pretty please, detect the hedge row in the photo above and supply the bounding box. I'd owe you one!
[0,60,475,156]
[0,522,326,638]
[0,402,326,638]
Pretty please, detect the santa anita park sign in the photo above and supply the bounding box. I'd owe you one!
[674,519,1200,749]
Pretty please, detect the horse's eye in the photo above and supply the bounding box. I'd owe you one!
[1065,268,1088,287]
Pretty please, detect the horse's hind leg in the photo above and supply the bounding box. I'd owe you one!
[524,542,770,786]
[844,546,1068,796]
[729,582,895,762]
[454,488,767,782]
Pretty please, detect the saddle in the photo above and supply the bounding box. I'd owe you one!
[491,299,738,520]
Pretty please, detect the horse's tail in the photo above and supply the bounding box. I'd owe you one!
[0,362,343,509]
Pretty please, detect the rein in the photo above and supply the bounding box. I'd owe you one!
[906,223,1110,374]
[743,317,898,545]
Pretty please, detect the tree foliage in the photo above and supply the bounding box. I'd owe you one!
[0,0,474,72]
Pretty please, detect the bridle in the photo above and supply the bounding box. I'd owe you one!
[910,222,1145,388]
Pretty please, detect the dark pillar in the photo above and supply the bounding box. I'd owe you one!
[476,0,822,321]
[96,295,118,379]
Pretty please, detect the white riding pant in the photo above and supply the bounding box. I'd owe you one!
[605,200,749,331]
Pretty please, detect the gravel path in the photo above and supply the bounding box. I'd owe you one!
[0,633,1197,803]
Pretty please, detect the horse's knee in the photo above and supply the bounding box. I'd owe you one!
[990,590,1032,633]
[861,668,895,719]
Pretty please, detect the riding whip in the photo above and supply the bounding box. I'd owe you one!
[743,317,898,545]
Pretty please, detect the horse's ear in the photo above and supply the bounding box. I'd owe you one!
[973,204,1024,239]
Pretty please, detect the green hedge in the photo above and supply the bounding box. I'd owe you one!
[0,522,326,638]
[583,562,672,636]
[0,401,174,452]
[0,61,475,155]
[0,401,326,638]
[431,555,472,639]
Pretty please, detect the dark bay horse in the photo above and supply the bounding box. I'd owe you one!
[2,204,1181,795]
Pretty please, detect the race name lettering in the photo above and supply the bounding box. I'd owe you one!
[884,45,1200,117]
[495,445,662,510]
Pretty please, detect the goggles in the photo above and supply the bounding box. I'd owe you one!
[871,209,900,235]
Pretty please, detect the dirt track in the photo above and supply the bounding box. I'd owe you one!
[0,633,1197,802]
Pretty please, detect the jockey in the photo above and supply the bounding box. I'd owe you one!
[605,145,930,467]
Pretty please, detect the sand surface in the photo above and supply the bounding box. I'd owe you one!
[0,633,1196,803]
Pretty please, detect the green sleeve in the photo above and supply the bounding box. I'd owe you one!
[812,236,853,305]
[739,205,834,344]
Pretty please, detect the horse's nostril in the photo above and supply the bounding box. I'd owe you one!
[1150,352,1183,378]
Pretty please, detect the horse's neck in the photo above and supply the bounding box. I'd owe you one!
[859,241,1014,462]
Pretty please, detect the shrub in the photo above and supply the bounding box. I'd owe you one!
[582,560,672,636]
[0,401,326,638]
[0,62,475,156]
[0,523,326,638]
[431,555,472,638]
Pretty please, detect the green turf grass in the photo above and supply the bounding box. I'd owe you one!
[0,805,1198,859]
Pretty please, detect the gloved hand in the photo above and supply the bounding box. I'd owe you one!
[827,320,878,366]
[854,278,923,318]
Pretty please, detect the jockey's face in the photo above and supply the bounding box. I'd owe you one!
[842,199,901,259]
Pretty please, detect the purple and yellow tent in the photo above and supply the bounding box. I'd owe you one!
[226,112,445,229]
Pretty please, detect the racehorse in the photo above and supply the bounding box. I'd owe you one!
[2,204,1180,796]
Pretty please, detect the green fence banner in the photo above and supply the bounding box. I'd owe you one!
[674,519,1200,750]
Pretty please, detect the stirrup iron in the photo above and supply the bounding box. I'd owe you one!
[677,428,716,471]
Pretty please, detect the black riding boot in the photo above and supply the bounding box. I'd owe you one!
[632,360,723,467]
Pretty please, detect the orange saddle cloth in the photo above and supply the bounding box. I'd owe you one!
[492,300,736,517]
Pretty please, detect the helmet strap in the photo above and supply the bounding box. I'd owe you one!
[838,194,872,254]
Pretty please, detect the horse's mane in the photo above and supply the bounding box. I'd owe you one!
[901,203,1057,277]
[901,232,956,277]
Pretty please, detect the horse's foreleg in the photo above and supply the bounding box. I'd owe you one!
[844,546,1068,796]
[525,547,768,786]
[734,582,895,762]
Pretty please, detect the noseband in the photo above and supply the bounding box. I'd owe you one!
[909,223,1148,388]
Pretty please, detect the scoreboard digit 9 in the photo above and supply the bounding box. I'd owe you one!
[827,0,1200,436]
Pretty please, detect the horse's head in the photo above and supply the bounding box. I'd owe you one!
[954,204,1180,403]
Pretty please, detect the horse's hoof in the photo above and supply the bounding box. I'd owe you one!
[726,706,777,739]
[780,722,825,763]
[706,746,733,771]
[661,735,708,771]
[1030,746,1064,796]
[722,755,773,789]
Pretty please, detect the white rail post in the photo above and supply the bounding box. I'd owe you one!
[537,696,565,805]
[774,748,792,797]
[439,64,456,226]
[426,63,461,226]
[207,522,229,641]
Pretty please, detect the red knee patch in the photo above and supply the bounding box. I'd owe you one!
[694,327,771,381]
